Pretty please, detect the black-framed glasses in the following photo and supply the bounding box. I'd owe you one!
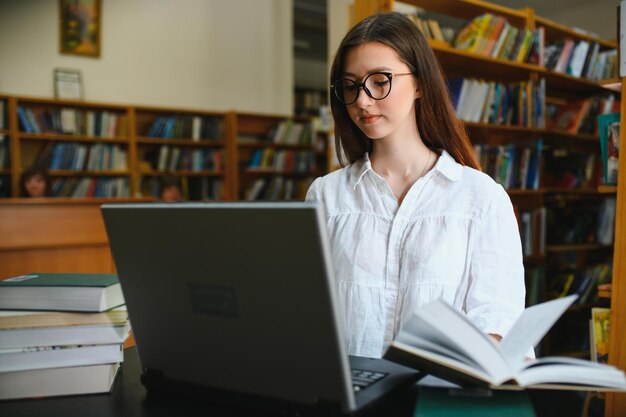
[331,72,414,105]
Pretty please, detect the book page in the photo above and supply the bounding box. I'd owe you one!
[401,300,511,384]
[500,295,577,366]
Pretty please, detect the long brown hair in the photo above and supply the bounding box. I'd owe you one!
[330,12,480,170]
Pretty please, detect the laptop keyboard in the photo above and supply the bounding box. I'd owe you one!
[351,369,388,392]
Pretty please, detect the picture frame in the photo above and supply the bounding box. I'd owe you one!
[54,68,84,100]
[59,0,101,57]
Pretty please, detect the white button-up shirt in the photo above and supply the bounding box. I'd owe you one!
[306,150,525,358]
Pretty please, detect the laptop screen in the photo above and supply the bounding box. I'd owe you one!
[101,202,356,410]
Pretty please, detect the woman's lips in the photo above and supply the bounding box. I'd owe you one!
[360,115,381,124]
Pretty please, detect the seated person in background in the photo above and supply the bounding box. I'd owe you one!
[20,167,50,198]
[160,176,183,202]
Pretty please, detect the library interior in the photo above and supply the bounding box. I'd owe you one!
[1,0,626,416]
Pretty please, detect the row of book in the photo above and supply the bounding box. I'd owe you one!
[448,78,545,128]
[294,89,327,117]
[140,176,223,201]
[247,148,316,174]
[545,198,612,245]
[0,273,128,400]
[549,263,612,306]
[266,120,313,145]
[474,140,542,190]
[18,106,127,138]
[403,13,456,44]
[0,135,9,169]
[548,95,619,135]
[244,176,314,201]
[50,177,130,198]
[542,149,601,190]
[545,39,617,80]
[453,13,542,65]
[145,146,223,172]
[36,142,128,171]
[144,115,223,140]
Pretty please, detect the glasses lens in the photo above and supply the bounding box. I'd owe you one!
[365,73,391,100]
[337,79,358,104]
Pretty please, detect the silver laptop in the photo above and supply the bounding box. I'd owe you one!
[101,202,419,415]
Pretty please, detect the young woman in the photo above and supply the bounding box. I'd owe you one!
[306,12,525,358]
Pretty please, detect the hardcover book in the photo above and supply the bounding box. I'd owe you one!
[384,295,626,391]
[0,273,124,312]
[0,363,120,400]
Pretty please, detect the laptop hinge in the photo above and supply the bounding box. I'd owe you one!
[140,368,347,416]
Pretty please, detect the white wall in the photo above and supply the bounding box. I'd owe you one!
[0,0,293,114]
[328,0,353,68]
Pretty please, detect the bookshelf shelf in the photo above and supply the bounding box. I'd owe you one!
[47,170,131,177]
[237,142,315,151]
[243,169,318,178]
[545,243,614,253]
[14,96,129,110]
[598,289,612,299]
[464,122,599,143]
[598,185,618,193]
[543,70,615,95]
[19,133,128,144]
[534,15,617,49]
[136,138,224,147]
[140,170,223,177]
[429,40,543,81]
[600,79,622,92]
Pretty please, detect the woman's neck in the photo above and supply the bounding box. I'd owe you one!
[369,133,436,204]
[370,134,431,180]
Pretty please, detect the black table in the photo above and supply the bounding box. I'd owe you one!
[0,348,585,417]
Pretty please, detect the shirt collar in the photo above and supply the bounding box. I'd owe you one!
[351,149,463,189]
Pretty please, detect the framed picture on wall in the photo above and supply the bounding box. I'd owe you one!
[54,68,84,100]
[59,0,101,57]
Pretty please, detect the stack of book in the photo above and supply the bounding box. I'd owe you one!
[0,273,129,400]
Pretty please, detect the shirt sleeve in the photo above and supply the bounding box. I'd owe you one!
[305,177,322,202]
[465,184,525,340]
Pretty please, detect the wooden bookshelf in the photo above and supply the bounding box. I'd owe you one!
[231,112,320,201]
[0,95,333,202]
[133,105,229,201]
[12,96,132,198]
[606,67,626,417]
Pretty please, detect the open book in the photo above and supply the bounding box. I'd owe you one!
[383,295,626,391]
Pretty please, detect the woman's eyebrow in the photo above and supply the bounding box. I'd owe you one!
[343,67,394,77]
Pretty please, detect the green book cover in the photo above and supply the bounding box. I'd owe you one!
[414,387,535,417]
[0,273,119,288]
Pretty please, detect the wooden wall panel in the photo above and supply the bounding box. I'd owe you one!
[0,198,143,279]
[0,245,115,278]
